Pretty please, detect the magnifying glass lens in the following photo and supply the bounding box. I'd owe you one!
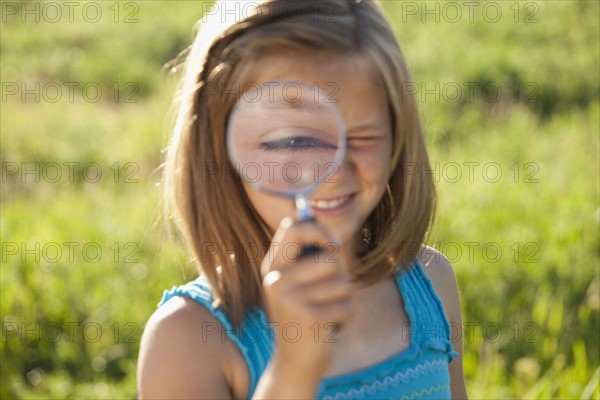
[227,81,345,197]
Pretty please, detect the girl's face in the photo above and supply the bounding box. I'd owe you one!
[239,51,393,247]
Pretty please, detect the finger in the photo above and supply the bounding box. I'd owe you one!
[272,222,338,265]
[289,219,337,249]
[261,262,347,304]
[261,217,294,278]
[278,258,345,287]
[295,276,352,305]
[262,219,339,276]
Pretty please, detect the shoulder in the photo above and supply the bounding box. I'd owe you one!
[417,246,469,397]
[137,296,234,399]
[417,245,462,325]
[417,245,456,286]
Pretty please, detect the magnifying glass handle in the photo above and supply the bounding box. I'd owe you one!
[300,244,321,259]
[295,215,322,259]
[295,195,313,221]
[294,195,322,259]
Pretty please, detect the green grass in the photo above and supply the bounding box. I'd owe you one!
[1,1,598,398]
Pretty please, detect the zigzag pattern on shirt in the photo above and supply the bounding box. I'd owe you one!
[401,384,451,400]
[322,359,448,400]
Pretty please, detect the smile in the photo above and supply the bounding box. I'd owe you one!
[309,195,352,210]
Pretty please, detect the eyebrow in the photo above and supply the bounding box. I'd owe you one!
[347,123,385,134]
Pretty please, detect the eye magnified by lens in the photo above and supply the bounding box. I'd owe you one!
[226,80,346,221]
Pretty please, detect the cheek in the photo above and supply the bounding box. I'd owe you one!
[243,183,296,231]
[352,141,393,182]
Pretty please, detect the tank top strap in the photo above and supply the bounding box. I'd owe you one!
[394,259,458,362]
[158,275,274,397]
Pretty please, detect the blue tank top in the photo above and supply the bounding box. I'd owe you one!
[158,259,457,399]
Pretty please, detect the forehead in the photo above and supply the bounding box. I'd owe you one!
[244,50,388,125]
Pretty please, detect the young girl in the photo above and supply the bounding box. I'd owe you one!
[138,1,468,398]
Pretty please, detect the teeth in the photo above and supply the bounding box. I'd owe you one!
[310,196,350,210]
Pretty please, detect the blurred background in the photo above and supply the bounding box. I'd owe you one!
[1,0,598,398]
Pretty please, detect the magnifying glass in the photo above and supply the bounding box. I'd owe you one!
[226,80,346,255]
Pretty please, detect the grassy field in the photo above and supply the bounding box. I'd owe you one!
[1,1,598,398]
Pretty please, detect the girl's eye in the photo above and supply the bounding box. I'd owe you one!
[260,136,336,152]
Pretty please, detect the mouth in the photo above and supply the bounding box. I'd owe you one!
[309,194,355,214]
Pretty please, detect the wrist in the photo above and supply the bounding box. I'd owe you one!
[253,353,324,399]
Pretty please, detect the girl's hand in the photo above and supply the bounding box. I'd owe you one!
[260,217,353,384]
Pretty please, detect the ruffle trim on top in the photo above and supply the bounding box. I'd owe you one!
[424,338,458,362]
[399,260,458,362]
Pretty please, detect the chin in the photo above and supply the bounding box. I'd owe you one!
[318,219,362,246]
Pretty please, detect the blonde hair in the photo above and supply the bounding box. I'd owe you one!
[164,0,436,327]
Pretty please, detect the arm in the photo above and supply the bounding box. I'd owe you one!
[419,246,469,400]
[139,219,351,399]
[252,357,322,399]
[253,218,353,398]
[137,296,327,399]
[137,296,234,399]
